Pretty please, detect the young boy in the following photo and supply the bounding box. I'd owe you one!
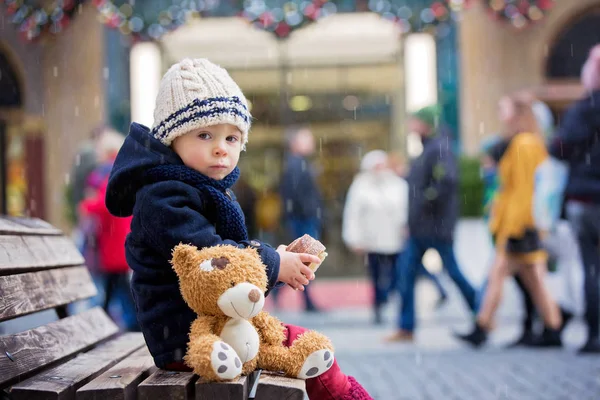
[105,58,371,399]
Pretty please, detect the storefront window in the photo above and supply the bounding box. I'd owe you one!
[239,64,398,276]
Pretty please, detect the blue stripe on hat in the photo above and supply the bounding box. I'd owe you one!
[152,96,251,141]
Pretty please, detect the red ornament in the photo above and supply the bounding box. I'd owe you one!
[107,15,121,28]
[537,0,554,10]
[6,4,17,15]
[63,0,76,11]
[304,4,320,20]
[517,0,529,14]
[258,12,274,27]
[59,14,70,30]
[274,22,291,37]
[431,2,447,18]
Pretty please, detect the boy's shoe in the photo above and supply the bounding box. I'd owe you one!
[454,323,488,348]
[384,330,414,343]
[579,338,600,354]
[531,327,562,348]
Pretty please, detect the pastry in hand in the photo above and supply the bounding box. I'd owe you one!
[286,234,328,273]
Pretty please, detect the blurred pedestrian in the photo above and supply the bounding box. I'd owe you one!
[457,97,562,347]
[343,150,447,324]
[232,177,258,238]
[478,97,538,347]
[278,125,323,312]
[549,44,600,353]
[387,105,477,342]
[80,129,139,332]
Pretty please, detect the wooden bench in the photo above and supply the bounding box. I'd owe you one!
[0,216,306,400]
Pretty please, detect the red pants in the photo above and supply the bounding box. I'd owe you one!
[166,323,371,399]
[283,324,351,400]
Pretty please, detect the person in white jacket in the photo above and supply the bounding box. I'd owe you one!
[342,150,447,324]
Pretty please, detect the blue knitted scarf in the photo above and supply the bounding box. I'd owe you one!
[146,164,248,242]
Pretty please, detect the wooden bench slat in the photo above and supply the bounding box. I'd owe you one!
[42,236,85,267]
[75,346,156,400]
[0,307,119,388]
[138,369,197,400]
[195,375,249,400]
[0,217,61,236]
[254,372,306,400]
[0,235,84,275]
[9,333,145,400]
[0,266,97,322]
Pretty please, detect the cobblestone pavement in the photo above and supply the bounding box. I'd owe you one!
[270,220,600,400]
[336,348,600,400]
[274,302,600,400]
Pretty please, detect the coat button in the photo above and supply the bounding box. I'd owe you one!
[250,240,261,247]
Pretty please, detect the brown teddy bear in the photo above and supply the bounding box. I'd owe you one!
[171,243,335,382]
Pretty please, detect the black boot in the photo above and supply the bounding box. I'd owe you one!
[579,338,600,354]
[505,329,537,348]
[455,323,488,348]
[374,306,383,325]
[531,327,562,348]
[559,308,573,333]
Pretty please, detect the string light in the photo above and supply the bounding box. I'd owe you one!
[484,0,554,29]
[1,0,86,42]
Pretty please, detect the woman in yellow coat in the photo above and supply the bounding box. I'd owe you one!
[457,96,562,347]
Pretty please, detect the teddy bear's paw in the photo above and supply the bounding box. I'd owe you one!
[297,349,334,379]
[211,341,242,380]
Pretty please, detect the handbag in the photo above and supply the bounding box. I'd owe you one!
[506,228,542,254]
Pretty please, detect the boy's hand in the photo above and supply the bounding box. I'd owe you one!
[276,245,320,291]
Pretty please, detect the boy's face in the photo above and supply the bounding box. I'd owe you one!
[171,123,242,180]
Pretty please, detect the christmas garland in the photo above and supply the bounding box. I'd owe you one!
[1,0,87,41]
[484,0,555,29]
[2,0,556,42]
[241,0,472,39]
[368,0,472,38]
[93,0,210,41]
[240,0,334,38]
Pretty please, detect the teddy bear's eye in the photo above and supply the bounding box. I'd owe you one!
[230,281,236,287]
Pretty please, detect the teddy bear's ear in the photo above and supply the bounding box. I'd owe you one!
[244,246,262,261]
[171,244,199,279]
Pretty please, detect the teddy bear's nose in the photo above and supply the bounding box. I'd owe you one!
[248,289,261,303]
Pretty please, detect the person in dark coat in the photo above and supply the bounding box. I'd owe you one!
[549,44,600,354]
[278,125,323,312]
[386,105,478,342]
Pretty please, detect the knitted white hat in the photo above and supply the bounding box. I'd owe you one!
[151,58,251,147]
[360,150,388,171]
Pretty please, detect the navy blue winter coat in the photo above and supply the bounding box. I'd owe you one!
[105,123,280,368]
[280,154,323,220]
[406,134,459,242]
[549,90,600,204]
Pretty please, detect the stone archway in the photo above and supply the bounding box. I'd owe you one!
[546,6,600,80]
[0,51,23,108]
